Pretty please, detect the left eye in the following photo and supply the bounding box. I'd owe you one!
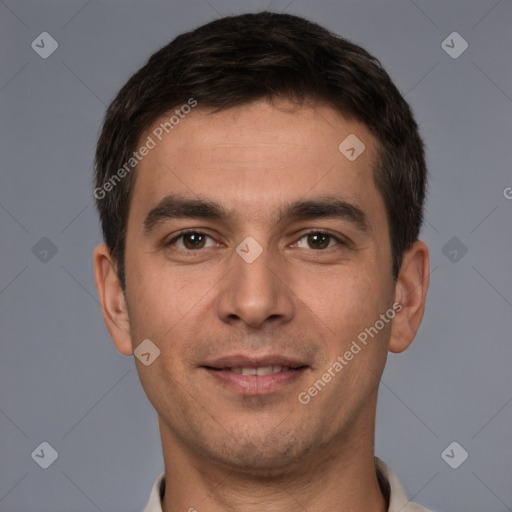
[295,232,340,250]
[171,232,216,250]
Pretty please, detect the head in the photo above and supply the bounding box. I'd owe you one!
[94,12,429,475]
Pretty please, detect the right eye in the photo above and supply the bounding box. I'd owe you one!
[167,231,217,250]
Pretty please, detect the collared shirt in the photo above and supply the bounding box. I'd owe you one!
[143,457,434,512]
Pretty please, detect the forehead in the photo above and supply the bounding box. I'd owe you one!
[129,100,383,225]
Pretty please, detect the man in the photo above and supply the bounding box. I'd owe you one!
[93,11,432,512]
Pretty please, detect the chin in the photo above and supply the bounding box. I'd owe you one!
[207,427,316,478]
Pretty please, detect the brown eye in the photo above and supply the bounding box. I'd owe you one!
[307,233,331,249]
[182,232,207,249]
[294,232,343,250]
[165,230,219,254]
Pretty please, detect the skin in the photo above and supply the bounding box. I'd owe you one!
[94,100,429,512]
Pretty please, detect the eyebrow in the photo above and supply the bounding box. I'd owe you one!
[143,194,371,235]
[279,197,371,233]
[143,196,227,234]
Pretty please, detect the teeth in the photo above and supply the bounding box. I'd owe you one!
[229,366,290,375]
[256,366,273,376]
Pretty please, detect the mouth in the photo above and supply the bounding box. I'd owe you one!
[201,356,309,395]
[214,365,296,375]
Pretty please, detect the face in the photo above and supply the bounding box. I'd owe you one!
[103,100,404,475]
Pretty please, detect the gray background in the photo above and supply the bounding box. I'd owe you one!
[1,0,511,511]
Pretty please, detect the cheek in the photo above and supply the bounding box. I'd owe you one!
[124,252,219,344]
[294,265,392,353]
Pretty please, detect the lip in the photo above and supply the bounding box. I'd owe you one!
[201,354,309,396]
[203,354,307,369]
[204,367,308,395]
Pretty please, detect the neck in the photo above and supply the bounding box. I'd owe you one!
[159,413,387,512]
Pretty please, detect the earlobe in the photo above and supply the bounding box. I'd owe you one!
[93,243,133,356]
[388,240,430,354]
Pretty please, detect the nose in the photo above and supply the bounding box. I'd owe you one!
[215,245,295,329]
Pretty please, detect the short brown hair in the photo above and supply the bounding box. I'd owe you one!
[94,11,427,289]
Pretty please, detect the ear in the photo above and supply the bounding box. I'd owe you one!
[388,240,430,354]
[93,243,133,356]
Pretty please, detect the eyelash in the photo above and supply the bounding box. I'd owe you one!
[165,229,218,250]
[165,229,348,251]
[293,230,347,249]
